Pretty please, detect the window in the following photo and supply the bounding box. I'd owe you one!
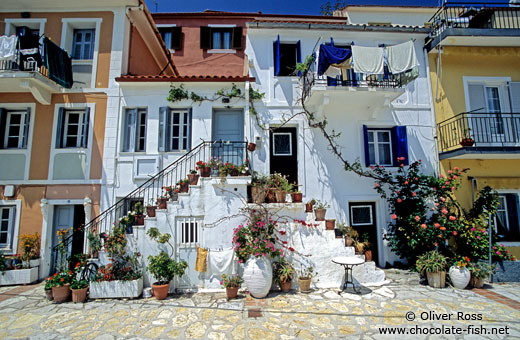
[200,26,243,50]
[158,107,192,152]
[72,29,95,60]
[15,26,39,37]
[273,132,292,156]
[122,108,147,152]
[495,194,520,242]
[55,108,90,148]
[158,26,182,50]
[273,36,301,76]
[363,126,408,167]
[0,206,15,250]
[350,205,373,226]
[178,218,200,247]
[0,108,30,149]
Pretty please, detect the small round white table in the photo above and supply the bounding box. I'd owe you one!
[332,256,365,293]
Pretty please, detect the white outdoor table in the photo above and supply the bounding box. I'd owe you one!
[332,256,365,293]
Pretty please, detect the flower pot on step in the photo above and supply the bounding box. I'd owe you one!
[345,236,354,247]
[146,206,157,217]
[157,197,168,209]
[275,190,287,203]
[305,203,313,213]
[426,270,445,288]
[251,186,267,204]
[135,214,145,225]
[71,287,88,303]
[266,189,277,203]
[152,282,170,300]
[188,174,199,185]
[280,281,291,293]
[226,287,239,299]
[325,219,335,230]
[364,250,373,262]
[230,168,239,176]
[52,284,71,303]
[179,183,189,193]
[315,208,326,221]
[291,192,303,203]
[298,278,311,293]
[200,167,211,177]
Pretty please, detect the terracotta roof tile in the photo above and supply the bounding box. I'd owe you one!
[116,75,255,82]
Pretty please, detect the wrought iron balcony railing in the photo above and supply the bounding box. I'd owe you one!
[428,2,520,38]
[437,112,520,152]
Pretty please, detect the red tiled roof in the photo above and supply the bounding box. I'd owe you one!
[251,19,347,25]
[116,75,255,82]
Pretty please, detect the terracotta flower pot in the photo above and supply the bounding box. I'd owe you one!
[152,282,170,300]
[146,206,157,217]
[325,219,335,230]
[187,174,199,185]
[460,138,475,147]
[267,189,277,203]
[298,278,311,293]
[135,214,145,226]
[315,208,326,221]
[280,281,292,293]
[345,236,354,247]
[179,183,189,193]
[45,288,53,301]
[248,143,256,152]
[305,203,314,213]
[291,192,303,203]
[200,167,211,177]
[71,287,88,303]
[470,276,484,289]
[52,284,71,303]
[226,286,239,299]
[364,250,373,262]
[230,168,239,176]
[157,197,168,209]
[275,190,287,203]
[251,186,267,204]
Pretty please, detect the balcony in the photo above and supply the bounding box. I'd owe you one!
[437,112,520,159]
[426,2,520,51]
[0,36,72,105]
[302,70,407,111]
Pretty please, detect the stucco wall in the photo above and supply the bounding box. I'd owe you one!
[127,25,162,75]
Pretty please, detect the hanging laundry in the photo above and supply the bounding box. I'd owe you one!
[0,35,18,61]
[351,45,385,75]
[208,247,235,277]
[385,40,419,74]
[317,44,351,77]
[400,66,420,86]
[195,247,208,273]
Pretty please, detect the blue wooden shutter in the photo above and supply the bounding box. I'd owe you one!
[123,108,137,152]
[159,107,170,152]
[0,109,6,149]
[22,107,30,149]
[273,35,280,76]
[505,194,519,239]
[55,108,65,148]
[81,107,90,148]
[296,40,302,76]
[391,126,409,166]
[363,125,370,167]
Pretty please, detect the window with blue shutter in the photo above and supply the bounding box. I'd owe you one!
[122,108,147,152]
[72,29,95,60]
[497,194,520,242]
[273,36,301,77]
[0,108,31,149]
[56,108,90,148]
[159,107,192,152]
[363,125,408,167]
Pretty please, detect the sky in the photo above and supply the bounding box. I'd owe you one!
[143,0,444,15]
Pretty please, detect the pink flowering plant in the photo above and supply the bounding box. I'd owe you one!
[220,274,244,288]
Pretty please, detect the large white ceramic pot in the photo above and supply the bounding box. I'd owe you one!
[243,256,272,298]
[449,266,471,289]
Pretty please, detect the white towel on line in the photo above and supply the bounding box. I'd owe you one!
[0,35,18,61]
[208,247,236,277]
[352,45,384,75]
[385,40,419,74]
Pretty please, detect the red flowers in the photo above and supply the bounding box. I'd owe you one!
[279,230,287,235]
[391,214,397,220]
[288,247,295,252]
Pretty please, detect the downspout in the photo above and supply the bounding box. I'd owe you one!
[424,46,440,176]
[111,85,123,209]
[245,80,251,166]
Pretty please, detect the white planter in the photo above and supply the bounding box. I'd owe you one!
[449,266,471,289]
[89,278,143,299]
[0,268,38,286]
[29,259,40,268]
[243,256,272,298]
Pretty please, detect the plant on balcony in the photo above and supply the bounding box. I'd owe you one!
[188,169,200,185]
[146,199,157,218]
[269,173,291,203]
[196,161,211,177]
[290,183,303,203]
[250,173,270,204]
[460,128,474,146]
[238,159,251,176]
[162,186,179,202]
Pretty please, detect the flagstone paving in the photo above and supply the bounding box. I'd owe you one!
[0,281,519,339]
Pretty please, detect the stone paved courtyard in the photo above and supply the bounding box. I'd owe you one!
[1,278,519,340]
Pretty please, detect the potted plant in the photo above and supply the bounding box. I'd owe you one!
[314,200,329,221]
[468,262,493,288]
[449,256,471,289]
[146,228,188,300]
[460,128,474,147]
[298,265,317,293]
[238,160,250,176]
[87,231,101,258]
[133,202,145,225]
[248,142,256,152]
[177,179,189,193]
[325,219,336,231]
[157,195,168,210]
[305,199,316,213]
[337,223,358,247]
[146,199,157,218]
[290,184,302,203]
[360,232,372,261]
[416,250,447,288]
[71,278,89,303]
[44,276,53,301]
[196,161,211,177]
[51,271,74,303]
[250,173,269,204]
[221,273,244,300]
[188,169,200,185]
[273,258,295,292]
[20,233,40,268]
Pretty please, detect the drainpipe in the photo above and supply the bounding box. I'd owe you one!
[245,80,251,168]
[423,46,440,176]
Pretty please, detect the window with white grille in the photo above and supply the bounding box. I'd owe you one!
[178,218,201,248]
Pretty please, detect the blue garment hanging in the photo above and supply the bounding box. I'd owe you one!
[273,35,280,76]
[317,44,351,76]
[330,37,334,46]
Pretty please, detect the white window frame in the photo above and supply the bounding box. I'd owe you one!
[494,191,520,246]
[170,110,190,152]
[61,18,102,89]
[496,195,510,233]
[350,204,374,226]
[463,76,511,113]
[367,129,393,166]
[63,110,85,148]
[207,24,237,54]
[177,217,201,249]
[272,132,293,156]
[49,103,95,181]
[0,103,35,183]
[0,200,21,255]
[4,18,46,37]
[156,24,177,53]
[4,110,27,149]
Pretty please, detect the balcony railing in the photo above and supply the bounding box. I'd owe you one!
[437,112,520,152]
[428,2,520,38]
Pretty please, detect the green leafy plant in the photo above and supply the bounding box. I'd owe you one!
[273,258,295,284]
[104,225,127,258]
[20,233,40,263]
[71,279,89,290]
[314,199,330,210]
[133,202,144,215]
[167,84,189,102]
[146,228,187,285]
[469,262,494,279]
[87,231,102,255]
[298,264,318,280]
[416,250,447,273]
[220,273,244,288]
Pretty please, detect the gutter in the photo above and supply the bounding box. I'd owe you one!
[246,22,431,34]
